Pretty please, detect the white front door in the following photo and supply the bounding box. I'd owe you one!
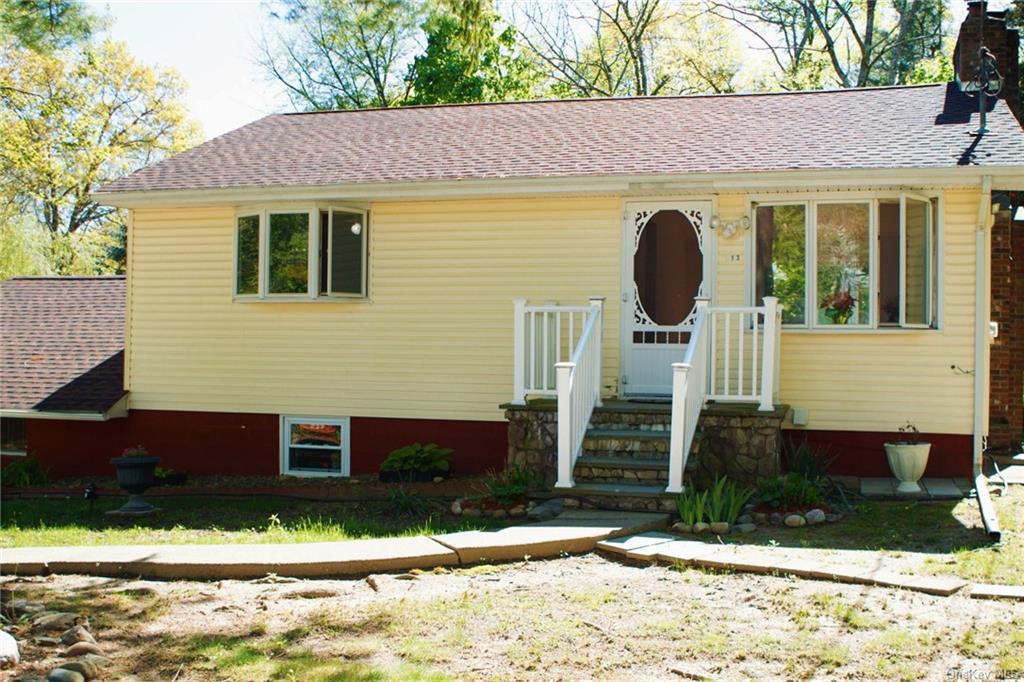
[622,202,710,396]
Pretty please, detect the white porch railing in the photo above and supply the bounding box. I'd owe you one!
[512,299,600,404]
[666,298,710,493]
[554,299,604,488]
[667,296,781,493]
[708,297,781,411]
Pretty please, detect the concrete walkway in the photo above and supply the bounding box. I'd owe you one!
[0,510,668,580]
[597,532,1023,600]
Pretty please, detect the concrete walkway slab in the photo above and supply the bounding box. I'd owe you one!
[596,532,676,556]
[433,511,668,564]
[609,534,971,597]
[1,537,459,580]
[970,583,1024,600]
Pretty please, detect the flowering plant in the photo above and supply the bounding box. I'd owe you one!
[121,445,149,457]
[820,290,857,325]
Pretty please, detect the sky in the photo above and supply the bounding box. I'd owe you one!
[89,0,1015,142]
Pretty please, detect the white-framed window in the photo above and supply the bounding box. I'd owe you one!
[234,206,368,300]
[280,416,351,477]
[1,417,27,456]
[752,195,939,330]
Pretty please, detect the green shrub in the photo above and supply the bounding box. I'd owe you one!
[676,487,708,526]
[387,487,429,515]
[1,456,50,487]
[480,465,537,504]
[379,443,453,474]
[784,439,837,485]
[756,472,824,510]
[705,476,754,525]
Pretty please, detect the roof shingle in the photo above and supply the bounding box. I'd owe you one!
[97,83,1024,195]
[0,277,126,413]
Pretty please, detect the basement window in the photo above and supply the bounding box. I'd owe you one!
[280,416,350,477]
[1,418,27,456]
[234,206,368,300]
[753,196,938,330]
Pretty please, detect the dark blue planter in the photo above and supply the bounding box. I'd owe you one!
[110,455,160,513]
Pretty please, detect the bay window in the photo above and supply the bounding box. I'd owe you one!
[234,206,367,300]
[753,196,938,330]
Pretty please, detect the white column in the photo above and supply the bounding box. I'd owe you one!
[589,296,605,407]
[666,362,690,494]
[554,361,575,488]
[512,298,527,405]
[759,296,779,412]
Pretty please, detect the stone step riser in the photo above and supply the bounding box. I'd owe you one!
[588,415,672,429]
[563,495,677,513]
[574,467,669,484]
[582,438,670,455]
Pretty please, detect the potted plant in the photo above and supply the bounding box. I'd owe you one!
[379,442,452,483]
[884,422,931,493]
[110,445,161,513]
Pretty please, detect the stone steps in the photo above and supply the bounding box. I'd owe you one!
[574,455,669,485]
[561,482,677,513]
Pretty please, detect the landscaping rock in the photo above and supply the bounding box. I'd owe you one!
[784,514,807,528]
[59,654,109,680]
[825,513,840,523]
[491,509,507,519]
[733,523,757,534]
[768,512,783,526]
[62,642,104,657]
[59,627,95,646]
[752,512,767,525]
[450,500,462,515]
[7,600,45,616]
[805,509,826,525]
[0,630,20,668]
[671,522,692,533]
[735,514,753,525]
[14,676,46,682]
[432,476,444,483]
[709,522,730,534]
[33,637,63,646]
[508,505,527,518]
[33,613,80,631]
[47,669,85,682]
[526,498,562,520]
[692,522,710,534]
[462,507,481,518]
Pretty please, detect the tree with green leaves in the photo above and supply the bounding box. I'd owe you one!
[260,0,425,110]
[0,0,101,52]
[0,40,201,273]
[405,5,538,105]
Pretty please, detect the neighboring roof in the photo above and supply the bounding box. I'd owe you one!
[0,277,126,415]
[96,83,1024,196]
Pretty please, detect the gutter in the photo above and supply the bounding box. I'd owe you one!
[973,175,1001,541]
[91,166,1024,209]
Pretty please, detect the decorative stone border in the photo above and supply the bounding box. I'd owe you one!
[671,507,843,535]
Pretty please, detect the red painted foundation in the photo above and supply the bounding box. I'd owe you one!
[16,410,508,480]
[782,429,973,478]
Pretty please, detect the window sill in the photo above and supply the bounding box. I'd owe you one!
[780,327,939,334]
[0,449,27,457]
[233,296,370,304]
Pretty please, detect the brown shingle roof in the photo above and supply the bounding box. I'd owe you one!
[0,276,126,413]
[97,83,1024,195]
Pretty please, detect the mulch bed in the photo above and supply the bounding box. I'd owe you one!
[1,475,489,502]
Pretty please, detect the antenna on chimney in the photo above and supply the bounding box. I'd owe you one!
[965,4,1005,134]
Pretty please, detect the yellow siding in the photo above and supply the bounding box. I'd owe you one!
[128,189,981,434]
[128,198,621,421]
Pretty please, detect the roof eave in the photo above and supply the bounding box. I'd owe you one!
[1,393,129,422]
[92,166,1024,209]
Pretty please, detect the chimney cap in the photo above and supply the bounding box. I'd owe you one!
[968,0,987,16]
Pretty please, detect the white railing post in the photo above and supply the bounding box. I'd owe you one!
[512,298,527,405]
[667,362,690,494]
[589,296,605,408]
[759,296,779,411]
[554,361,575,488]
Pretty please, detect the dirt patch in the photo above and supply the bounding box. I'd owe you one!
[3,553,1021,681]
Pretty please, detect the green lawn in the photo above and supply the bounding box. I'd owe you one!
[0,495,505,547]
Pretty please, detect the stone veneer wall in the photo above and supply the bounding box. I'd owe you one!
[504,402,788,489]
[686,405,788,489]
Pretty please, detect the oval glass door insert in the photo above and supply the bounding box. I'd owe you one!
[633,209,703,327]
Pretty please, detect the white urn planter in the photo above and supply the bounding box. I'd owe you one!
[883,442,931,493]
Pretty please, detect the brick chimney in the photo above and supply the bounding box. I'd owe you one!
[953,0,1021,122]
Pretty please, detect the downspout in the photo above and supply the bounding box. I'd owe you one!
[974,175,1001,541]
